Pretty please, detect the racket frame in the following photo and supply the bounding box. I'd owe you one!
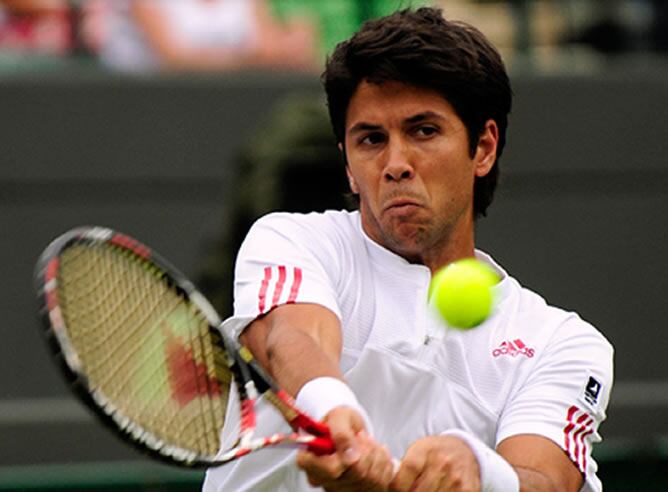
[35,226,333,468]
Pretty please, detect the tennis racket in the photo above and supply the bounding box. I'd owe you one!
[34,226,336,468]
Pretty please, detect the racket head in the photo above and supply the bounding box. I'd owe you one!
[35,226,232,467]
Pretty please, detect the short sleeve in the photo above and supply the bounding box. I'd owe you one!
[230,213,342,335]
[496,317,614,492]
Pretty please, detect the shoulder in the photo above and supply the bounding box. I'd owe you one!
[238,209,365,278]
[468,251,611,354]
[247,209,362,247]
[253,209,358,229]
[501,276,613,357]
[448,259,613,412]
[493,275,613,412]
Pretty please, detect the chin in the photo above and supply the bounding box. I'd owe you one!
[385,226,427,252]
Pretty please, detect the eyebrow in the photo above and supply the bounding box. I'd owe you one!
[347,122,381,136]
[347,111,447,136]
[405,111,446,124]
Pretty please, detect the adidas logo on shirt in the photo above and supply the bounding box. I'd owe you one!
[492,339,535,358]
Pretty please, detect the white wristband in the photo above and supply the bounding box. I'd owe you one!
[441,429,519,492]
[295,377,374,435]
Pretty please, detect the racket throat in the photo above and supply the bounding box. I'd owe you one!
[239,381,259,446]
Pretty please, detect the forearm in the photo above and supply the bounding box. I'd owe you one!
[240,304,344,397]
[514,466,563,492]
[265,324,343,396]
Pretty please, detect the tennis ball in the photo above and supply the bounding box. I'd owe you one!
[430,258,499,329]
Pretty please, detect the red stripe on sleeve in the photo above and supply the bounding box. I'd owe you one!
[579,427,595,472]
[271,266,287,310]
[563,405,579,456]
[258,267,272,314]
[287,267,302,303]
[572,415,593,472]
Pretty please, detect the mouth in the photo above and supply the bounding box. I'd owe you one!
[383,198,423,214]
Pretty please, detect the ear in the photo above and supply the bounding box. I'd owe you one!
[340,142,359,193]
[474,120,499,178]
[345,165,359,194]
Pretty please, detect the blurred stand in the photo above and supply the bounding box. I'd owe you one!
[0,0,72,57]
[560,0,662,54]
[97,0,318,73]
[429,0,668,73]
[2,1,668,75]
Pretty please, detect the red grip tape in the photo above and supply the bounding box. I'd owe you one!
[306,436,336,456]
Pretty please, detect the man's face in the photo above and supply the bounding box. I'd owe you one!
[343,81,498,266]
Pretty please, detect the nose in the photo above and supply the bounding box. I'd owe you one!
[383,139,415,182]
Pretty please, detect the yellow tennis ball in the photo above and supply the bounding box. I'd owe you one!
[430,258,499,329]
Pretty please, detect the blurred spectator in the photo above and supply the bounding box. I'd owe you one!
[561,0,668,54]
[0,0,71,56]
[99,0,319,73]
[564,0,638,54]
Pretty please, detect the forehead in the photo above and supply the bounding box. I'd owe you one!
[345,80,459,128]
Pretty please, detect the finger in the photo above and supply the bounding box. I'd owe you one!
[322,432,375,487]
[413,447,472,492]
[342,433,388,484]
[323,408,366,468]
[371,444,397,486]
[297,449,347,487]
[389,456,424,492]
[411,467,447,492]
[326,408,365,450]
[319,434,393,491]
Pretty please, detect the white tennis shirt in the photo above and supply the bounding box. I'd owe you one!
[203,210,613,492]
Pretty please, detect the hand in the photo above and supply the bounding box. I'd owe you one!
[390,435,481,492]
[296,406,395,491]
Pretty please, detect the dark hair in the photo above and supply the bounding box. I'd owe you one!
[322,7,512,218]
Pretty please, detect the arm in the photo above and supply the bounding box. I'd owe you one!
[391,322,612,491]
[241,303,394,490]
[498,434,583,492]
[390,432,581,492]
[240,302,343,396]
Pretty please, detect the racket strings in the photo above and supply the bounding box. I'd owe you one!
[183,318,225,456]
[57,242,228,457]
[61,245,173,406]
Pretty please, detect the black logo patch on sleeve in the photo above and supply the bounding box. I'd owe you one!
[584,376,602,406]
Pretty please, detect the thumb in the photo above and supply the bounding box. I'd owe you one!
[324,407,367,464]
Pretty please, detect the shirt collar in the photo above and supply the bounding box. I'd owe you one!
[353,211,511,299]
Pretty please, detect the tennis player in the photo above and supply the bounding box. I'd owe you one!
[203,7,613,492]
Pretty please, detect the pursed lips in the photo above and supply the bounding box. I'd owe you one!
[383,196,424,213]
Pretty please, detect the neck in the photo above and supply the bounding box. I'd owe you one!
[360,211,476,274]
[420,229,476,274]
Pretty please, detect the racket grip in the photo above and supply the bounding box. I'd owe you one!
[305,436,336,455]
[299,417,331,438]
[288,409,332,439]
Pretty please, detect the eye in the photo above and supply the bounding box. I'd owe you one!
[413,125,439,138]
[359,132,386,146]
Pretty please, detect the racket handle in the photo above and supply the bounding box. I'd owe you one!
[305,436,337,455]
[287,410,331,438]
[298,417,331,438]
